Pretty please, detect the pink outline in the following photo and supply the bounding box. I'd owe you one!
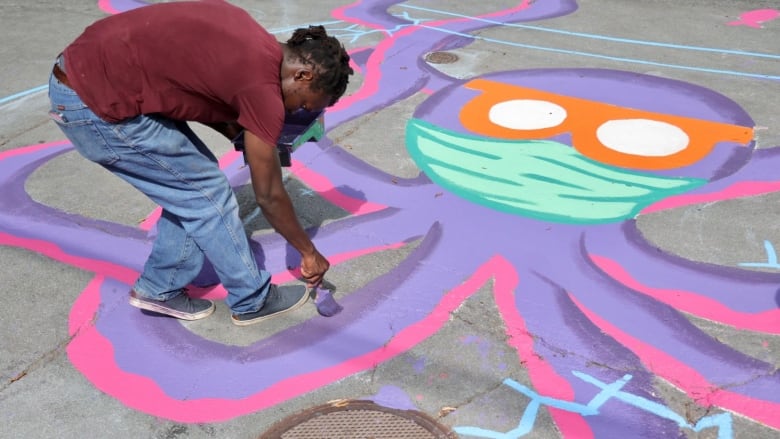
[591,255,780,334]
[66,255,580,424]
[289,159,387,214]
[726,9,780,28]
[138,153,386,230]
[0,232,137,284]
[642,181,780,214]
[492,256,594,438]
[96,0,120,15]
[68,275,104,336]
[0,140,69,160]
[570,294,780,429]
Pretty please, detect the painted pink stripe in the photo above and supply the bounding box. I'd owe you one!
[96,0,120,15]
[327,25,417,113]
[570,294,780,429]
[492,256,594,438]
[642,181,780,214]
[727,9,780,28]
[217,149,242,168]
[0,232,137,284]
[138,209,161,231]
[289,159,387,215]
[591,255,780,334]
[68,257,515,421]
[68,275,104,336]
[0,140,69,160]
[141,150,387,229]
[479,1,534,19]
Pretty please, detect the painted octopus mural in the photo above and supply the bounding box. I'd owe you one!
[2,0,779,437]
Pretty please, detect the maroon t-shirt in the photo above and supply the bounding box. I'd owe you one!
[63,0,284,146]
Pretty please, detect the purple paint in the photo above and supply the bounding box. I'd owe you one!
[314,287,343,317]
[1,0,777,429]
[412,357,426,374]
[371,385,417,411]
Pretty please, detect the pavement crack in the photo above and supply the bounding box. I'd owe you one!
[1,312,97,392]
[523,330,646,375]
[706,366,779,394]
[438,380,506,420]
[331,110,380,145]
[1,336,70,391]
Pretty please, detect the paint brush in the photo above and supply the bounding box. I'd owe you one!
[311,285,343,317]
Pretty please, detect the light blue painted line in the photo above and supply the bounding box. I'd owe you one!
[574,371,734,437]
[419,25,780,81]
[584,373,632,410]
[298,187,316,197]
[516,399,541,436]
[400,3,780,60]
[503,378,598,415]
[453,425,513,439]
[456,372,734,438]
[739,240,780,268]
[0,85,48,105]
[693,413,734,439]
[454,386,542,438]
[574,371,687,425]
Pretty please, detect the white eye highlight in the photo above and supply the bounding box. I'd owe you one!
[488,99,567,130]
[597,119,689,157]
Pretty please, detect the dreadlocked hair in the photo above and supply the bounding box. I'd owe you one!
[287,25,353,105]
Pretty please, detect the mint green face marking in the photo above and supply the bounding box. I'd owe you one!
[405,118,706,224]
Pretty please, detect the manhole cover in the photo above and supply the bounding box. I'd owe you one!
[259,400,457,439]
[424,51,459,64]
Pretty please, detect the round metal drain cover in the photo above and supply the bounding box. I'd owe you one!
[260,400,457,439]
[424,51,459,64]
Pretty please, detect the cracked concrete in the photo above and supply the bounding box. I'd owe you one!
[2,0,779,438]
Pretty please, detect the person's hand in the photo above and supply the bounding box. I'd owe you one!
[300,249,330,288]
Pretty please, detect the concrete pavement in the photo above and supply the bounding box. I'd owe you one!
[1,1,779,438]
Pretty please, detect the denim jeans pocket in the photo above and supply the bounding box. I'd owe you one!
[49,110,121,165]
[47,72,121,165]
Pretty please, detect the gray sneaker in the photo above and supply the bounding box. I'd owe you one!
[231,284,308,326]
[129,289,215,321]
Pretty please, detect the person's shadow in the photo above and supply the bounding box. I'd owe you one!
[192,181,369,292]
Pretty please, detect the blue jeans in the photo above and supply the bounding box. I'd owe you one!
[47,58,271,314]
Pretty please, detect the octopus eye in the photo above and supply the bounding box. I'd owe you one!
[596,119,689,157]
[488,99,567,131]
[461,78,753,170]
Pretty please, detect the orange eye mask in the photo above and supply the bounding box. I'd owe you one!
[459,79,754,170]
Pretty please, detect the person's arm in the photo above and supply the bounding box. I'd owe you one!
[242,130,329,287]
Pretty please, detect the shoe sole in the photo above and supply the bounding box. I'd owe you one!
[128,296,215,321]
[230,289,310,327]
